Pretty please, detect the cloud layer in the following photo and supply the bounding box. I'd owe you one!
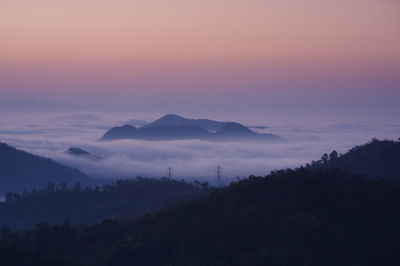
[1,112,399,183]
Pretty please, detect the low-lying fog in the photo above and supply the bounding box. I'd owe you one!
[1,111,399,183]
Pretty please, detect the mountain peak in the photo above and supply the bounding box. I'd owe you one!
[161,114,184,119]
[100,124,137,141]
[67,147,90,156]
[150,114,187,122]
[154,114,187,123]
[101,115,281,142]
[66,147,103,161]
[143,114,227,131]
[216,122,255,136]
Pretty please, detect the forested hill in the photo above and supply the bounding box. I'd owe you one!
[0,143,92,192]
[0,177,211,229]
[307,139,400,180]
[1,168,400,266]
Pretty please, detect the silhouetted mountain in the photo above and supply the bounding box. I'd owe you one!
[0,177,211,229]
[66,147,102,161]
[101,124,138,140]
[137,125,210,140]
[101,124,210,141]
[101,115,281,142]
[67,147,91,156]
[1,168,399,266]
[307,139,400,180]
[218,122,254,135]
[144,114,227,131]
[214,122,282,141]
[0,143,92,192]
[215,122,257,137]
[248,125,268,129]
[123,119,147,127]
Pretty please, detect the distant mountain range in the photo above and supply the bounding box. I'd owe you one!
[0,143,92,192]
[100,114,281,141]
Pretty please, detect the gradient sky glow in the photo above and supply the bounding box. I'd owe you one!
[0,0,399,121]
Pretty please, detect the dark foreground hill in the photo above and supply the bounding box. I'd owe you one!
[0,143,92,192]
[308,139,400,180]
[1,168,400,266]
[0,177,211,229]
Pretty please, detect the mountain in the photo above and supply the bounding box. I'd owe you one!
[1,168,399,266]
[308,139,400,180]
[101,124,210,141]
[0,143,92,192]
[213,122,280,141]
[248,125,268,129]
[0,177,211,229]
[101,124,138,140]
[216,122,255,136]
[66,147,103,161]
[143,114,227,131]
[123,119,147,127]
[100,115,281,142]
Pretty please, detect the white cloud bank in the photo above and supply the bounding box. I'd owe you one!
[1,112,399,183]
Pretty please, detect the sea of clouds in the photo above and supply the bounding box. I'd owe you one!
[1,111,399,183]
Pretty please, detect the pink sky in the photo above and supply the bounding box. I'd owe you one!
[0,0,399,112]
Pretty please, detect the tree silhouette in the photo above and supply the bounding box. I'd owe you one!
[329,150,338,160]
[321,153,329,163]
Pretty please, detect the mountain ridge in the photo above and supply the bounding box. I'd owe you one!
[100,114,281,142]
[307,139,400,180]
[0,142,92,192]
[143,114,228,131]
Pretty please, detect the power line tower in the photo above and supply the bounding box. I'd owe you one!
[217,165,221,184]
[168,167,172,179]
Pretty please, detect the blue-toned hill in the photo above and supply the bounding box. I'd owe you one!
[101,115,281,142]
[143,114,227,131]
[0,143,92,192]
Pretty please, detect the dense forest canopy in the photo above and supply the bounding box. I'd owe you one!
[307,139,400,180]
[1,139,400,265]
[1,168,400,266]
[0,177,211,229]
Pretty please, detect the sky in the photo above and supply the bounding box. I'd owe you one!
[0,0,399,121]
